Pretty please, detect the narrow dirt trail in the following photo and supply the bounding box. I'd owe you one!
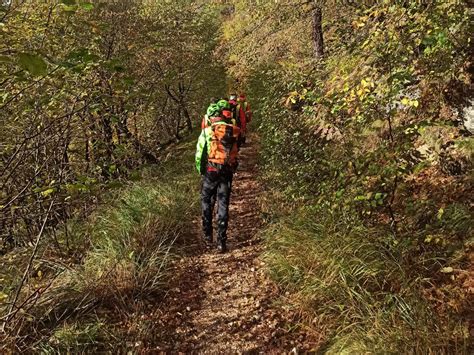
[149,135,312,353]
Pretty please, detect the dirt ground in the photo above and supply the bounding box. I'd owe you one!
[147,136,317,353]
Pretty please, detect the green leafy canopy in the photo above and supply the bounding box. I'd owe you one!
[17,53,47,76]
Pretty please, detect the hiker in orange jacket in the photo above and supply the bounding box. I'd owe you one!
[237,93,252,144]
[229,94,247,148]
[195,104,240,253]
[238,93,252,123]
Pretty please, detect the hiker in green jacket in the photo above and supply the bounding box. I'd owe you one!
[196,103,240,253]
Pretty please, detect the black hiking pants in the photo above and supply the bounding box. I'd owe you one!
[201,166,233,242]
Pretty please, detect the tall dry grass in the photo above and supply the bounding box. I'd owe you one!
[1,139,200,352]
[263,204,471,353]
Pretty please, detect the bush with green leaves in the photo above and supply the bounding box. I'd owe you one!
[224,0,473,352]
[1,0,225,252]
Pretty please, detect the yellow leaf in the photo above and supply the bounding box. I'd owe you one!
[437,208,444,220]
[41,188,55,197]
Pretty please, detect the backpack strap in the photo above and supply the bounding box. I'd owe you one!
[223,125,235,166]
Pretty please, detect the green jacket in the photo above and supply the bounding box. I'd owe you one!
[196,117,239,174]
[195,125,212,174]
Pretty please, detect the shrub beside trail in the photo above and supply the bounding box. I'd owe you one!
[220,1,473,352]
[1,139,200,352]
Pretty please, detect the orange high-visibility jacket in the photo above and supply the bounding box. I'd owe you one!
[208,123,241,167]
[236,103,247,136]
[237,96,252,123]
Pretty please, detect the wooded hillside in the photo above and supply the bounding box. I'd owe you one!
[220,0,473,352]
[1,0,473,352]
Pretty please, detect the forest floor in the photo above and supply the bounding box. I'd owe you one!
[146,135,318,353]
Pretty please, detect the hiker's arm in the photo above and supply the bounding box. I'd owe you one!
[195,130,207,174]
[246,103,252,123]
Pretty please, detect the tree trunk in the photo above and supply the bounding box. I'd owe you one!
[312,5,324,58]
[175,108,182,140]
[101,116,114,161]
[181,102,192,132]
[178,81,193,132]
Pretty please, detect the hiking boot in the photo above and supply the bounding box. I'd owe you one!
[217,239,227,253]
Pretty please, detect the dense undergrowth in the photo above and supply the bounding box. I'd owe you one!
[0,136,200,352]
[1,0,224,254]
[221,0,473,352]
[1,0,473,352]
[1,1,221,350]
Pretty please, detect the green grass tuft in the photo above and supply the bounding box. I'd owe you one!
[263,205,470,353]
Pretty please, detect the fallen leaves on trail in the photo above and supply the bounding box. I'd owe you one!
[136,136,319,353]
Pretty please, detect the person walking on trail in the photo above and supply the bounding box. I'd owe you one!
[237,93,252,144]
[195,103,241,253]
[201,99,236,215]
[229,94,246,148]
[240,93,252,121]
[201,98,218,129]
[200,100,230,219]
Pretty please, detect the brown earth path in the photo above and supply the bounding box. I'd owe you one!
[148,135,316,353]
